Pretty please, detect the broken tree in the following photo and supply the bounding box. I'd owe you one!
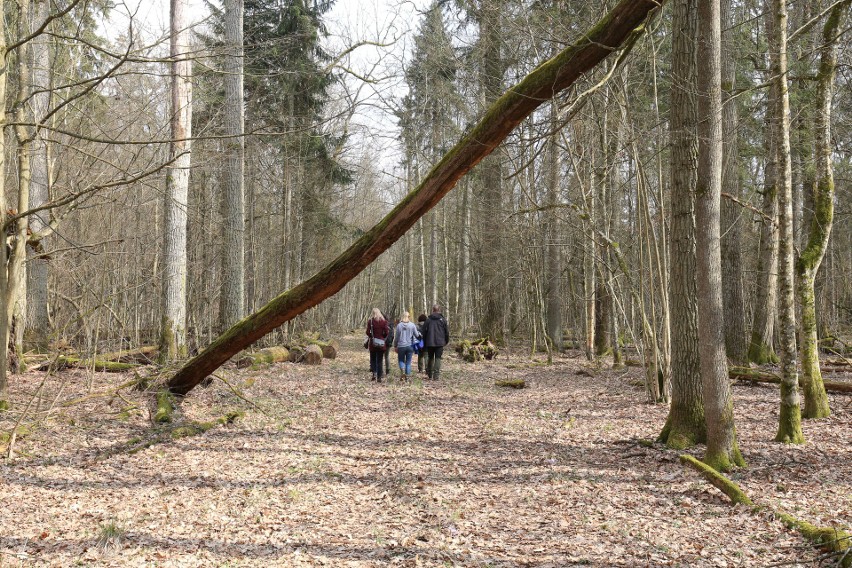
[167,0,664,397]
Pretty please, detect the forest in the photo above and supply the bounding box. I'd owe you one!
[0,0,851,565]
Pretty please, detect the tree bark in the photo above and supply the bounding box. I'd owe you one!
[26,0,50,351]
[720,0,747,366]
[0,5,8,409]
[696,0,744,470]
[160,0,193,362]
[167,0,664,395]
[220,0,245,329]
[794,1,848,420]
[660,0,705,449]
[749,62,780,365]
[770,0,805,444]
[545,100,563,352]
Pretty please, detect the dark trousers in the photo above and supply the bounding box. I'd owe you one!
[425,346,444,378]
[370,350,385,378]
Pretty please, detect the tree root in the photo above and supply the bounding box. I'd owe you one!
[680,454,851,566]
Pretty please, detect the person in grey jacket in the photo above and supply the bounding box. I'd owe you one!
[421,304,450,380]
[393,311,420,379]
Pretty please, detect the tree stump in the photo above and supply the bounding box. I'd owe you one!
[456,338,499,362]
[303,344,323,365]
[318,339,339,359]
[288,347,305,363]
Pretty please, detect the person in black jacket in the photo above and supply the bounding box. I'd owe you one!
[421,304,450,380]
[416,313,428,374]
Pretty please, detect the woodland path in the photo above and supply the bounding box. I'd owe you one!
[1,336,849,567]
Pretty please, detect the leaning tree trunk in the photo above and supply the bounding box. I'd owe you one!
[770,0,804,444]
[696,0,744,471]
[160,0,193,362]
[795,1,847,420]
[659,0,705,449]
[166,0,664,396]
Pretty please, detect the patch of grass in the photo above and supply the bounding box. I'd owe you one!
[96,521,126,552]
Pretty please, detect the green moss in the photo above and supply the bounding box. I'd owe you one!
[748,338,779,365]
[495,378,525,389]
[777,513,852,567]
[0,399,9,412]
[680,454,754,506]
[154,391,175,424]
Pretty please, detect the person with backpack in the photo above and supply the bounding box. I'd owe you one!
[392,311,421,380]
[421,304,450,380]
[365,308,390,382]
[416,313,428,374]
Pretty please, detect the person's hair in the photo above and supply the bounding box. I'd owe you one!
[401,311,410,323]
[418,313,427,322]
[432,304,442,313]
[371,307,385,321]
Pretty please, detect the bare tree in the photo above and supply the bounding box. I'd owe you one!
[160,0,194,361]
[770,0,805,444]
[220,0,245,328]
[659,0,705,449]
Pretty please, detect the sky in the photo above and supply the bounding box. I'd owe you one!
[106,0,428,181]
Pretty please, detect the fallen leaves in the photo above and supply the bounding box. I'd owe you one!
[0,339,849,566]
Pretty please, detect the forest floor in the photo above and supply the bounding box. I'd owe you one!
[1,336,851,567]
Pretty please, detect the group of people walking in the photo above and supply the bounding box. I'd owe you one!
[365,305,450,382]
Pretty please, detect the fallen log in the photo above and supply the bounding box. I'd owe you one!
[98,346,159,364]
[456,338,499,362]
[37,356,140,373]
[165,0,664,396]
[234,346,290,369]
[730,367,852,394]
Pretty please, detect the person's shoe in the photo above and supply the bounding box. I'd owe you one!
[371,373,377,382]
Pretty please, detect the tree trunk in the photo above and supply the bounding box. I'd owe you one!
[166,0,664,396]
[794,1,847,420]
[160,0,193,362]
[220,0,245,329]
[545,101,563,352]
[720,0,747,366]
[0,6,8,409]
[749,65,780,365]
[696,0,744,470]
[476,0,506,344]
[770,0,805,444]
[660,0,705,449]
[26,0,50,351]
[9,0,34,373]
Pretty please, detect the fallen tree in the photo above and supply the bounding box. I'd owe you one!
[167,0,664,397]
[730,366,852,394]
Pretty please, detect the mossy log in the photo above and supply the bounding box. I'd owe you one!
[97,346,159,364]
[165,0,663,396]
[37,356,141,373]
[495,378,525,389]
[288,346,305,363]
[234,346,290,369]
[154,391,175,424]
[680,453,852,566]
[456,338,499,362]
[730,366,852,394]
